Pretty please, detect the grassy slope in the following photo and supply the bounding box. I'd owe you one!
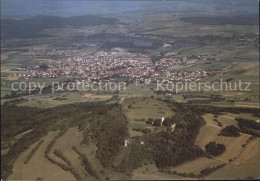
[9,131,75,180]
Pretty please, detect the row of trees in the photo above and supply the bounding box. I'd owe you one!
[24,140,44,164]
[44,128,72,172]
[72,146,99,179]
[44,128,84,180]
[213,115,223,127]
[132,128,151,134]
[165,163,226,178]
[53,149,72,167]
[200,164,226,177]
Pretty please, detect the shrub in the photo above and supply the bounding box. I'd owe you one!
[153,119,161,126]
[146,118,153,124]
[205,141,226,156]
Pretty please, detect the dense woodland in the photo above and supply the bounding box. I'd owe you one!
[235,118,260,137]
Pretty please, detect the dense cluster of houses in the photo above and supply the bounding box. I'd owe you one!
[10,48,222,83]
[30,49,79,57]
[233,33,259,42]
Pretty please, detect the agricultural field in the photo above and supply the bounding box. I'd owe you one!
[232,138,260,166]
[12,92,114,108]
[195,124,221,150]
[206,164,260,179]
[169,157,223,175]
[216,115,238,128]
[206,143,260,181]
[194,112,260,179]
[215,134,251,162]
[122,97,174,121]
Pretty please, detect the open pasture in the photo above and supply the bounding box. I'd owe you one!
[122,97,174,121]
[122,97,174,137]
[17,92,112,108]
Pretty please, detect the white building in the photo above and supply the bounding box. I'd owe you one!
[161,117,165,126]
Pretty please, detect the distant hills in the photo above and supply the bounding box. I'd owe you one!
[181,14,259,25]
[1,15,117,39]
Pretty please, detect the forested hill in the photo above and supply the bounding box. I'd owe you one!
[2,15,117,39]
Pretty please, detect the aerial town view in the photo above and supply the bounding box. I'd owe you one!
[1,0,259,180]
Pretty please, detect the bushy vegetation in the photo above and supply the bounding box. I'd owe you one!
[152,119,161,126]
[164,163,226,178]
[132,128,151,134]
[199,164,226,177]
[72,146,99,179]
[145,118,153,124]
[213,117,223,127]
[219,125,240,137]
[162,117,176,127]
[205,141,226,156]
